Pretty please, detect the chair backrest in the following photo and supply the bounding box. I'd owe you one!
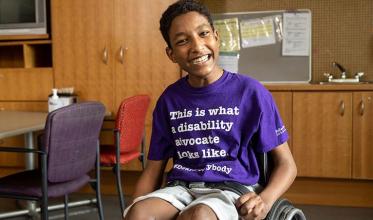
[42,102,105,183]
[115,95,150,153]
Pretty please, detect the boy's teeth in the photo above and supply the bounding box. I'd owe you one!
[192,55,209,64]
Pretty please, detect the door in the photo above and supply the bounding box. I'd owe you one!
[52,0,115,112]
[353,92,373,179]
[292,92,352,178]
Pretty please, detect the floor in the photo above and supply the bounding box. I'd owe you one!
[0,194,372,220]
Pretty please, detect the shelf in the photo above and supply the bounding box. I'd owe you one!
[0,40,52,46]
[0,40,52,68]
[0,34,49,41]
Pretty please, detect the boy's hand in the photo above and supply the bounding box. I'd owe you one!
[235,192,270,220]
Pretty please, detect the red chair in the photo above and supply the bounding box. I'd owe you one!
[100,95,150,214]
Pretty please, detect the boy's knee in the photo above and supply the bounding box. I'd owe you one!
[178,204,217,220]
[124,202,155,220]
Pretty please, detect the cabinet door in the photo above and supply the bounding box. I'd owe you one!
[293,92,352,178]
[52,0,114,112]
[0,68,52,101]
[113,0,180,171]
[113,0,180,109]
[271,92,293,150]
[353,92,373,179]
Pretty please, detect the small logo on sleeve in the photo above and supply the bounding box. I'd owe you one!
[275,125,286,136]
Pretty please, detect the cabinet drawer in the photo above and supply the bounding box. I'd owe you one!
[0,68,53,101]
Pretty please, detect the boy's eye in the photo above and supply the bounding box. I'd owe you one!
[200,31,210,37]
[175,39,188,46]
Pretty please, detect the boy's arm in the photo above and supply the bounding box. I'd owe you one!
[236,142,297,219]
[132,159,168,199]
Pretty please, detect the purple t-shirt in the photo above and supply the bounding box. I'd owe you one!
[148,71,288,185]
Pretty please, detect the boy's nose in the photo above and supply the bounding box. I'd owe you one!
[190,37,205,52]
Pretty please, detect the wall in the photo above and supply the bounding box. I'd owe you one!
[202,0,373,83]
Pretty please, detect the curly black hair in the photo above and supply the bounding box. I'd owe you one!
[159,0,214,48]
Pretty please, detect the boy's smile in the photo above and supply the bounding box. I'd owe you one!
[166,11,223,88]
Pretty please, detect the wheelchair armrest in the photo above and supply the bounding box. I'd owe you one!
[256,152,270,186]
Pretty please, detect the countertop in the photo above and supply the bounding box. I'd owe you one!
[264,83,373,91]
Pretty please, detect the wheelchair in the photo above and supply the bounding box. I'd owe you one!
[256,152,306,220]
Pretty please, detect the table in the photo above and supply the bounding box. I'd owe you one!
[0,111,47,218]
[0,111,47,170]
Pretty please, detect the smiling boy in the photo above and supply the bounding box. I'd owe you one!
[123,1,297,220]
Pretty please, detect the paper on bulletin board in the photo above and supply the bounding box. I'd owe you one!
[282,12,311,56]
[218,52,239,73]
[214,18,240,52]
[240,17,276,48]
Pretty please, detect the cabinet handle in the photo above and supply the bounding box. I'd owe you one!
[102,47,108,64]
[339,100,345,116]
[119,46,128,64]
[359,100,365,116]
[119,47,124,64]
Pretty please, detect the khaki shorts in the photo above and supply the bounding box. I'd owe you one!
[123,184,259,220]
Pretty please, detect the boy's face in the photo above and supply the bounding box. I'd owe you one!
[166,11,222,86]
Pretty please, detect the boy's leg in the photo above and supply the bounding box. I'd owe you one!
[123,185,194,220]
[124,197,179,220]
[179,189,241,220]
[176,204,217,220]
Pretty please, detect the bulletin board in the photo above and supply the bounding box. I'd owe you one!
[212,10,312,83]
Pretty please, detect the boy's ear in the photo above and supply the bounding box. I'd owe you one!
[166,47,177,63]
[214,29,219,42]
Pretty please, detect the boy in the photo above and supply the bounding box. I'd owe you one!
[124,0,297,219]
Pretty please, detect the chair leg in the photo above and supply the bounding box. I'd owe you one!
[95,179,104,220]
[40,197,48,220]
[113,163,125,214]
[114,129,125,214]
[96,142,105,220]
[140,154,145,170]
[140,132,146,170]
[64,194,69,220]
[40,154,48,220]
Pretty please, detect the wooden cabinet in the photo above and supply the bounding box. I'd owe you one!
[51,0,114,111]
[292,91,373,179]
[352,92,373,179]
[0,40,53,102]
[0,40,51,170]
[292,92,352,178]
[51,0,179,114]
[271,92,293,150]
[51,0,179,170]
[0,68,53,101]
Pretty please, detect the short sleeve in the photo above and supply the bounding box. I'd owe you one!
[253,90,288,153]
[147,96,174,160]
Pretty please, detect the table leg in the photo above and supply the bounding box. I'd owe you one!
[24,132,35,170]
[24,132,37,213]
